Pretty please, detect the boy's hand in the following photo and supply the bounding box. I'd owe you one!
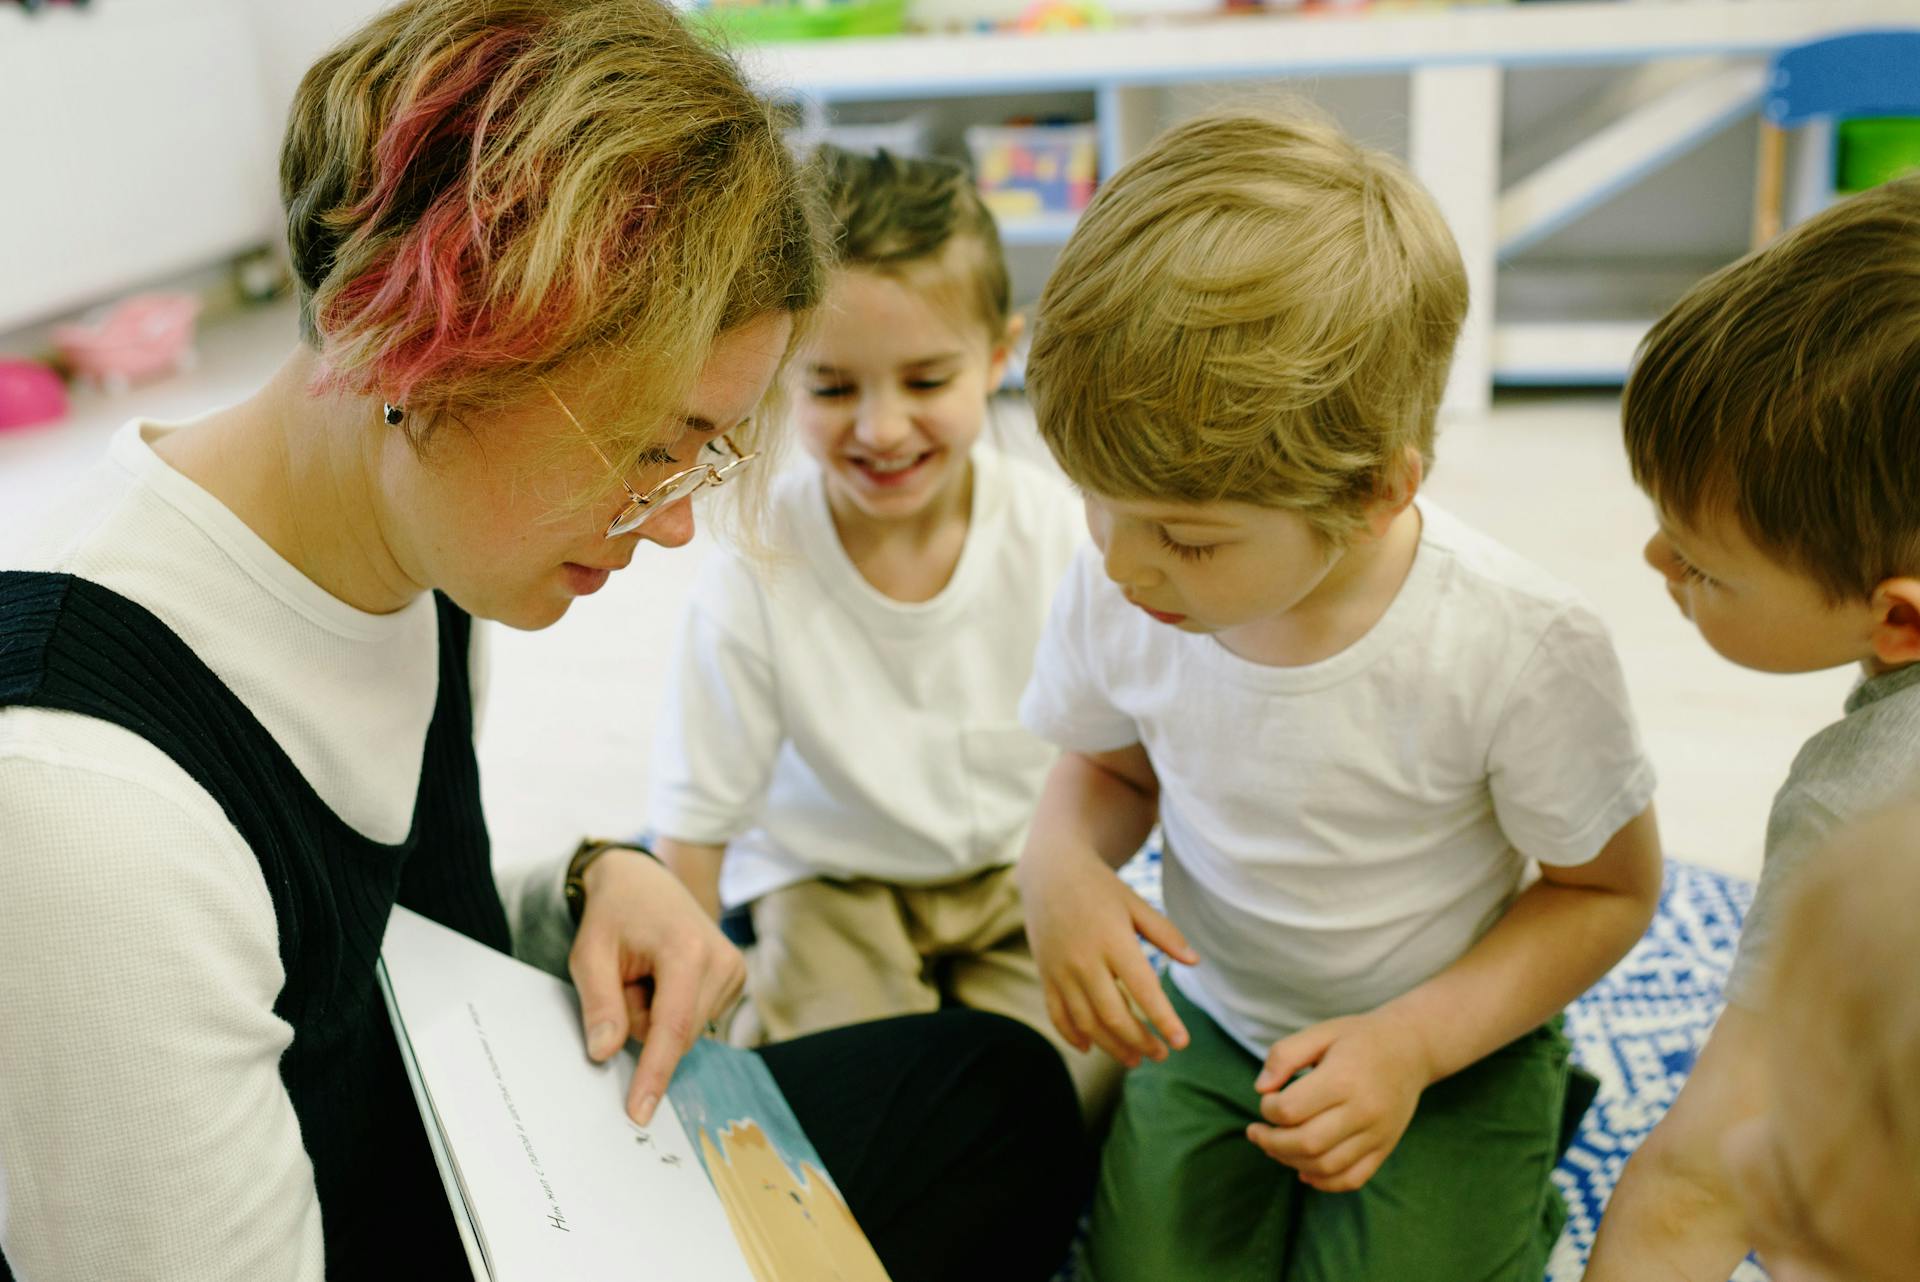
[1022,846,1199,1069]
[1247,1011,1436,1192]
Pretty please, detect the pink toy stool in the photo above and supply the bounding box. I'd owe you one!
[0,359,69,432]
[53,293,201,394]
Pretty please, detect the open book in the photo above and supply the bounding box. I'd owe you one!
[378,907,891,1281]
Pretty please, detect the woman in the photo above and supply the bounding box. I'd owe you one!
[0,3,1088,1279]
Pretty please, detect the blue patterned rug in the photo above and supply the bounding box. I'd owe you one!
[1053,849,1768,1281]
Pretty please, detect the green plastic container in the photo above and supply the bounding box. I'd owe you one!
[690,0,908,44]
[1836,117,1920,194]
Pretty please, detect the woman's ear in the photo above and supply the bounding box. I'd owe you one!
[1869,577,1920,668]
[988,312,1026,394]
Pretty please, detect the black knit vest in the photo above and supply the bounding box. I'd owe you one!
[0,571,509,1279]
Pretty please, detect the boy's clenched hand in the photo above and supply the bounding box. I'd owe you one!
[1247,1011,1437,1192]
[1021,845,1198,1069]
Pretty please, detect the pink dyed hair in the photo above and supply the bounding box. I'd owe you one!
[281,0,818,457]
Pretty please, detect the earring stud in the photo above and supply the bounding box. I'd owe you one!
[383,403,405,427]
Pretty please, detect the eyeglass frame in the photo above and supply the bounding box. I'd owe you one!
[543,383,758,539]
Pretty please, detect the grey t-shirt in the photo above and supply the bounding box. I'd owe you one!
[1724,661,1920,1009]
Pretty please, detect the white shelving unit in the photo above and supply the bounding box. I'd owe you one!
[741,0,1915,410]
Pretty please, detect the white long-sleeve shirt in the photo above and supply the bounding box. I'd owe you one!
[647,446,1085,908]
[0,420,569,1281]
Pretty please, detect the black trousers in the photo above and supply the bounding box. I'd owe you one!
[760,1009,1094,1282]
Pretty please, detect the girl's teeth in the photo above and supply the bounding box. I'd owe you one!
[863,456,917,474]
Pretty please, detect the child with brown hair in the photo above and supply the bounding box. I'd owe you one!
[1016,104,1662,1280]
[648,146,1116,1116]
[1585,177,1920,1281]
[1721,804,1920,1282]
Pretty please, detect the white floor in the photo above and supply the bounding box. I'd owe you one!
[0,299,1856,882]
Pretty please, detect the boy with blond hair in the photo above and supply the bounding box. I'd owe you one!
[1016,105,1664,1280]
[1585,178,1920,1281]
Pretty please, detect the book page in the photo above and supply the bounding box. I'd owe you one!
[668,1039,890,1282]
[380,908,757,1282]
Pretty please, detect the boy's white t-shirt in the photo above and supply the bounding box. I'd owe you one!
[648,445,1085,908]
[1020,501,1656,1056]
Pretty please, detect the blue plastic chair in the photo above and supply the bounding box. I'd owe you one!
[1754,29,1920,247]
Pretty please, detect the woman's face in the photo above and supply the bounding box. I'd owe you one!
[381,311,792,630]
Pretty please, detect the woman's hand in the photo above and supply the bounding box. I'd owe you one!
[566,849,746,1125]
[1020,844,1197,1070]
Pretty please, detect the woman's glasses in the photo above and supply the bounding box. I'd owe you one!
[544,385,758,538]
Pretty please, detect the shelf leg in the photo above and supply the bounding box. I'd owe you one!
[1095,83,1162,181]
[1411,63,1501,416]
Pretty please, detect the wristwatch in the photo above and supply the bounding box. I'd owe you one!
[564,837,657,924]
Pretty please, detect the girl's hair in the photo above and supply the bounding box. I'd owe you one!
[810,144,1010,339]
[280,0,820,475]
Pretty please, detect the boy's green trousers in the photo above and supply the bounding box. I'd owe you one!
[1086,975,1588,1282]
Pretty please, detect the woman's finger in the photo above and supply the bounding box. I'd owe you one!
[626,954,702,1126]
[566,925,633,1063]
[624,980,651,1046]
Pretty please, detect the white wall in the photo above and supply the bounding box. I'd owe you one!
[0,0,393,335]
[0,0,277,331]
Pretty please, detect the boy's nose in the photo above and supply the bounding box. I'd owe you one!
[1643,531,1676,581]
[1101,533,1159,591]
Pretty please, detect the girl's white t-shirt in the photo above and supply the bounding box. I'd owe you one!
[1020,501,1657,1057]
[648,445,1086,908]
[0,420,567,1282]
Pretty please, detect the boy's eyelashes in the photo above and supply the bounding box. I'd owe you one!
[1157,527,1219,562]
[1671,549,1719,587]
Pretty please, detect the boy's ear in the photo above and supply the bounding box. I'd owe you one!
[1869,577,1920,668]
[1362,447,1424,539]
[988,312,1026,393]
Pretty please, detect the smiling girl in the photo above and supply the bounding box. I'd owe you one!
[649,146,1114,1118]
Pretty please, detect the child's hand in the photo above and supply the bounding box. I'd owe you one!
[1021,847,1199,1069]
[1245,1012,1436,1192]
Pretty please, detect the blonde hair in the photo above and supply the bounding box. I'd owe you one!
[280,0,819,481]
[811,144,1010,340]
[1771,804,1920,1206]
[1026,105,1467,542]
[1623,178,1920,601]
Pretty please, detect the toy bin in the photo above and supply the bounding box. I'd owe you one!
[965,123,1099,221]
[689,0,908,44]
[1836,117,1920,193]
[787,115,933,160]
